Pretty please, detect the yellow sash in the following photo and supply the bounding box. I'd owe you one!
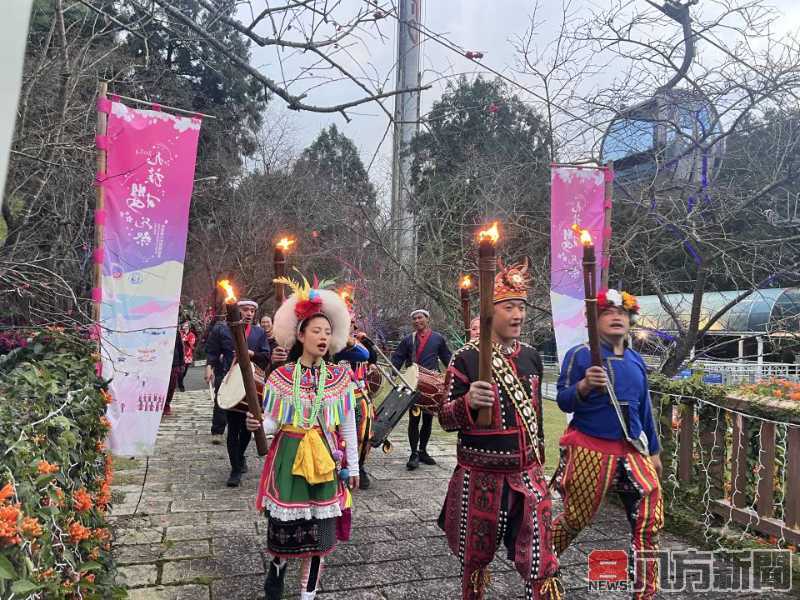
[283,425,336,484]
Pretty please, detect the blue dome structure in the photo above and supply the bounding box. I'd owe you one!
[600,89,724,186]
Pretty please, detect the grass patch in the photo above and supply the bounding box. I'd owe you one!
[542,399,566,474]
[114,457,142,471]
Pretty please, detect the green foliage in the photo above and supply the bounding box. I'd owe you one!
[411,75,551,224]
[3,0,269,325]
[293,124,377,207]
[122,0,267,167]
[649,372,730,403]
[0,331,123,599]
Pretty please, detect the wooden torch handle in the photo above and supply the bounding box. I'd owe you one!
[477,241,495,427]
[226,302,269,455]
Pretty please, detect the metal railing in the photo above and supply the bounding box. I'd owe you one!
[655,390,800,546]
[640,355,800,384]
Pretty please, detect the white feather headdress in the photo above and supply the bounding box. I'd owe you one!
[272,274,351,354]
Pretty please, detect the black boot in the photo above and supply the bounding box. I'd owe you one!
[240,458,248,474]
[264,558,287,600]
[418,450,437,466]
[359,468,370,490]
[406,452,419,470]
[226,470,242,487]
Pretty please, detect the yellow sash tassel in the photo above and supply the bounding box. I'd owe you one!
[539,576,564,600]
[470,567,491,594]
[291,427,336,484]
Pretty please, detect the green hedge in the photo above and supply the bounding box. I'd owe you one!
[0,331,124,599]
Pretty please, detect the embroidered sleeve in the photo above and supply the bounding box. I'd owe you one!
[437,351,476,432]
[339,387,359,473]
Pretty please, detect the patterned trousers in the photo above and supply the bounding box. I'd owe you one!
[552,444,663,600]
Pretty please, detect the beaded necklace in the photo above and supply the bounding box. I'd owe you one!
[291,359,328,429]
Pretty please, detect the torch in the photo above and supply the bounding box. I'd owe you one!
[477,222,499,427]
[218,280,270,456]
[273,237,295,311]
[459,274,473,343]
[572,225,602,367]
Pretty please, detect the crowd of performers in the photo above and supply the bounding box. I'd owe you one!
[200,261,663,600]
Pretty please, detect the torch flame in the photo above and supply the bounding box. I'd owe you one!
[276,237,295,252]
[460,274,473,289]
[218,279,237,304]
[571,224,593,246]
[339,286,353,301]
[478,222,500,244]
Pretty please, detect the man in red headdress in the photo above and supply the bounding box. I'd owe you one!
[437,261,561,600]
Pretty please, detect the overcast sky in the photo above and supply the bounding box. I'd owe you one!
[245,0,800,189]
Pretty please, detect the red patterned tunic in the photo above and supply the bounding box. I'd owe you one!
[437,342,560,600]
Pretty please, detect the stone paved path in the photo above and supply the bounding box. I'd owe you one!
[110,387,783,599]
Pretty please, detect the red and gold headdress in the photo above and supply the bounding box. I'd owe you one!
[494,259,531,304]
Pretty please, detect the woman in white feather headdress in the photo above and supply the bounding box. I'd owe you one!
[246,274,361,600]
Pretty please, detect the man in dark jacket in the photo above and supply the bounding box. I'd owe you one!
[204,299,270,487]
[391,309,452,470]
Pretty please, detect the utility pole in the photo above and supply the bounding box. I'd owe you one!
[390,0,422,271]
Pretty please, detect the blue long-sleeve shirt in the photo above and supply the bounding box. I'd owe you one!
[556,343,660,455]
[391,329,452,372]
[333,342,370,366]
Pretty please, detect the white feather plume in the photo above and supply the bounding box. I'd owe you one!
[272,288,351,354]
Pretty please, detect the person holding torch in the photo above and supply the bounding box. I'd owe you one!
[553,288,663,600]
[204,293,271,487]
[437,259,561,600]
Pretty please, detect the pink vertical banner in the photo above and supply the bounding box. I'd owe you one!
[550,166,608,365]
[98,100,201,456]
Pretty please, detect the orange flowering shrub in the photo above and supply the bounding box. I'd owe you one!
[72,489,93,513]
[0,502,22,547]
[36,460,59,475]
[68,522,92,544]
[0,330,123,597]
[21,517,43,538]
[739,378,800,402]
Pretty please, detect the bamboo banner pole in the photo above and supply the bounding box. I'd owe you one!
[107,92,218,120]
[92,81,108,330]
[601,161,614,290]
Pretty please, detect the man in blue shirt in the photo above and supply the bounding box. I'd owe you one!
[204,299,270,487]
[553,289,663,600]
[391,309,452,470]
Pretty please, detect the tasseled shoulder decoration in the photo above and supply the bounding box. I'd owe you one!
[263,363,355,430]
